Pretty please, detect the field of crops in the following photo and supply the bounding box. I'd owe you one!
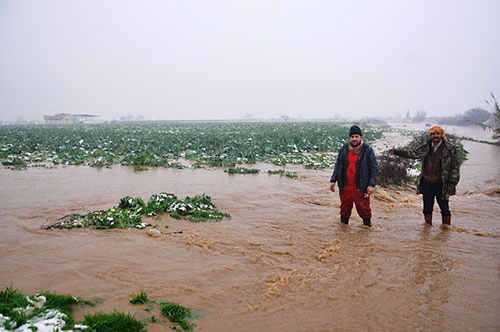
[0,122,383,170]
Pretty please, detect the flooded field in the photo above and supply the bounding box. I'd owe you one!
[1,139,499,331]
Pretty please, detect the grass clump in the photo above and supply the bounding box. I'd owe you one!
[82,311,146,332]
[268,169,298,178]
[133,165,149,172]
[168,162,186,169]
[0,287,30,329]
[160,302,194,331]
[37,291,93,328]
[129,289,148,304]
[1,157,27,167]
[224,167,259,174]
[169,211,182,220]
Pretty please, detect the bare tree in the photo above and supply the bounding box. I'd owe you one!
[484,92,500,141]
[280,115,290,122]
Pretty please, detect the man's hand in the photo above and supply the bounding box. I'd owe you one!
[388,148,395,155]
[329,182,336,192]
[366,186,375,195]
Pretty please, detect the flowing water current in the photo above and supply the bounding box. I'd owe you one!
[1,139,499,331]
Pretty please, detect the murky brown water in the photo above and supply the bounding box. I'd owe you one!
[1,141,499,332]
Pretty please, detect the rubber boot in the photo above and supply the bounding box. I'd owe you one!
[363,219,371,227]
[442,215,451,226]
[341,216,349,225]
[424,214,432,225]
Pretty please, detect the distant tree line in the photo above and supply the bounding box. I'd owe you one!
[412,111,427,122]
[438,107,491,126]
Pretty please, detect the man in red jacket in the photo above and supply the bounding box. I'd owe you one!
[330,126,378,227]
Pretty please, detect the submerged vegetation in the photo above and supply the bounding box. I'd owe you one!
[0,122,382,170]
[267,169,298,178]
[82,311,146,332]
[130,289,149,305]
[0,287,195,331]
[45,192,230,230]
[224,167,259,174]
[160,302,194,331]
[0,287,93,331]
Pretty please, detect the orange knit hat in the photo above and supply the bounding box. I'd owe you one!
[428,125,447,140]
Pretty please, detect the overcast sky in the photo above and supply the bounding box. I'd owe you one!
[1,0,499,122]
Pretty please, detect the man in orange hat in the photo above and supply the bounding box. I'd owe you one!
[389,126,460,226]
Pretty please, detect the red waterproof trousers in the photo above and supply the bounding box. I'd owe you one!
[340,186,372,220]
[339,150,372,220]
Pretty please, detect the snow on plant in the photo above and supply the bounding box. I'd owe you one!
[0,122,383,170]
[51,192,230,230]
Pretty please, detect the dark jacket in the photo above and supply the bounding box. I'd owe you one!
[330,143,378,192]
[394,139,460,200]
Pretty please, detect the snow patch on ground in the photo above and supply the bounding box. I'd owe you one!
[13,309,67,332]
[1,306,87,332]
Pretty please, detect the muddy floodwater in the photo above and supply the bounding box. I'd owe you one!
[1,140,500,331]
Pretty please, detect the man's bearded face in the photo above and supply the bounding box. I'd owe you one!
[350,134,362,147]
[430,131,443,143]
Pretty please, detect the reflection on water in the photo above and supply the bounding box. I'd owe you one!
[459,141,500,191]
[0,144,499,331]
